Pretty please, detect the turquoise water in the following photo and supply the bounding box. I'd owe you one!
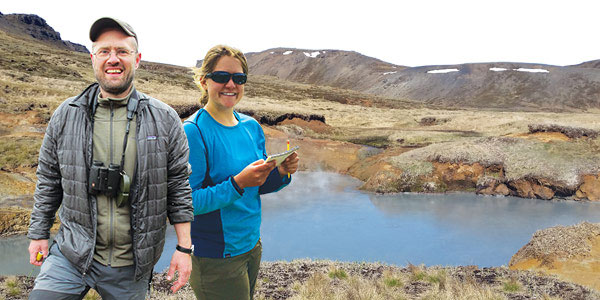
[3,171,600,275]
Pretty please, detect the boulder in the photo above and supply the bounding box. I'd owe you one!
[509,179,554,200]
[494,184,511,196]
[576,174,600,201]
[532,183,555,200]
[509,179,536,198]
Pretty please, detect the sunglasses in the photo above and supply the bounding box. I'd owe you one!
[205,71,247,85]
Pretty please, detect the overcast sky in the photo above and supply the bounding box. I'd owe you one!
[3,0,600,68]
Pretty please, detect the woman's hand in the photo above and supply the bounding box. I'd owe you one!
[234,159,277,189]
[278,152,299,177]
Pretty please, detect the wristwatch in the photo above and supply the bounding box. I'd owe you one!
[176,244,194,255]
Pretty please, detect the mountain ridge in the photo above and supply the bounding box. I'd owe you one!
[0,12,88,53]
[230,48,600,112]
[3,11,600,112]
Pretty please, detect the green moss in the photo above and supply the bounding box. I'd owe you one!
[4,276,21,297]
[410,271,427,281]
[426,270,447,290]
[328,268,348,280]
[383,277,403,288]
[503,278,521,292]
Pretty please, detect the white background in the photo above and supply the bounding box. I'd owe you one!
[3,0,600,67]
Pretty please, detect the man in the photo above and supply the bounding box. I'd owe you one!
[27,17,194,300]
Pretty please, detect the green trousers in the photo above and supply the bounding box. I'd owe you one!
[190,240,262,300]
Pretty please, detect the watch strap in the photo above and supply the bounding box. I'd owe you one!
[176,244,193,254]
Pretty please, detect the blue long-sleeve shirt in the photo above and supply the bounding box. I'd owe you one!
[183,109,290,258]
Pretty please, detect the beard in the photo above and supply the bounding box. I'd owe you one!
[95,69,135,96]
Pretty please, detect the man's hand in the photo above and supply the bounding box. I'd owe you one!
[234,159,276,189]
[278,152,299,177]
[28,239,48,266]
[166,250,192,293]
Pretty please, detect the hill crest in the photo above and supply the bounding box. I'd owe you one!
[239,48,600,111]
[0,12,88,53]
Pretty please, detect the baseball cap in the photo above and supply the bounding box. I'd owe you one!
[89,17,137,43]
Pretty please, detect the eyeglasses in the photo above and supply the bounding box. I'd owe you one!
[94,48,136,59]
[205,71,247,85]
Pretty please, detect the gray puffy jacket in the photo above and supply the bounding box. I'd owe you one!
[28,83,194,280]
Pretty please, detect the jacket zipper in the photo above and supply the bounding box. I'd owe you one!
[108,101,115,266]
[131,108,140,279]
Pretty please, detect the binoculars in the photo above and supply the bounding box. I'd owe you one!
[89,160,130,206]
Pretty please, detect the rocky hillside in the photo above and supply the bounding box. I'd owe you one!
[243,48,404,92]
[0,12,88,53]
[234,48,600,112]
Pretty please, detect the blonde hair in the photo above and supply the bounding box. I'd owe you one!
[193,45,248,105]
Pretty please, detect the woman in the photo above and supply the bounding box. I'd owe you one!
[183,45,299,300]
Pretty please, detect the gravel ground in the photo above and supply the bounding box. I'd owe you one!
[3,260,598,300]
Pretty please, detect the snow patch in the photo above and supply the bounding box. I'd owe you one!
[513,68,549,73]
[383,71,397,75]
[490,67,507,72]
[283,51,293,55]
[427,68,459,74]
[304,51,320,58]
[270,52,275,54]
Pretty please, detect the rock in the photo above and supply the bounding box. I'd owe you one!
[476,176,499,195]
[477,186,495,195]
[509,179,536,198]
[576,174,600,201]
[509,179,554,200]
[532,183,555,200]
[494,184,511,196]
